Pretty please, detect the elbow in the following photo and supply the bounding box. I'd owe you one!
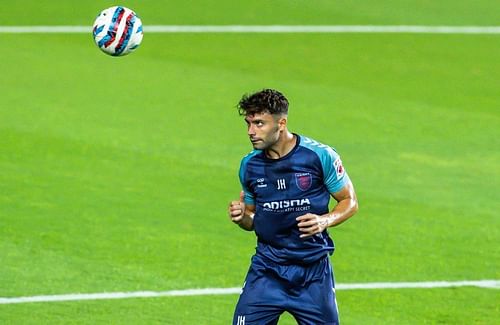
[351,197,359,215]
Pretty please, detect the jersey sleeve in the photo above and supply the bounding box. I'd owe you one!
[321,147,350,193]
[239,156,256,205]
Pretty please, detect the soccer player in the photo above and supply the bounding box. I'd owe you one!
[228,89,358,325]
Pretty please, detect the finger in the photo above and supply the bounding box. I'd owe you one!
[297,217,319,228]
[239,191,245,202]
[297,219,317,227]
[230,200,243,207]
[229,202,242,210]
[295,213,314,222]
[299,227,318,238]
[229,202,244,212]
[299,230,320,238]
[297,218,318,225]
[231,215,243,223]
[229,208,243,217]
[298,225,319,234]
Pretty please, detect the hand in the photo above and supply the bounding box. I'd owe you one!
[296,213,330,238]
[228,191,246,225]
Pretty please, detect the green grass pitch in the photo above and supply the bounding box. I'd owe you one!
[0,1,499,324]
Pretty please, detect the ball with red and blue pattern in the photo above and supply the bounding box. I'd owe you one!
[92,6,143,56]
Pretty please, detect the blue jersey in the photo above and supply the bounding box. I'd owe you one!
[239,134,350,265]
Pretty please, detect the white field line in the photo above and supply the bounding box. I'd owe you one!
[0,25,500,34]
[0,280,498,305]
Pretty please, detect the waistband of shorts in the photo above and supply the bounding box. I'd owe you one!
[255,250,329,267]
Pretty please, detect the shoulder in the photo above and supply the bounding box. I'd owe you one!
[297,135,344,175]
[298,135,349,192]
[240,149,261,163]
[239,149,262,169]
[298,135,339,159]
[239,150,262,183]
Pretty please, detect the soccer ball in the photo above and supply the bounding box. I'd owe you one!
[92,6,143,56]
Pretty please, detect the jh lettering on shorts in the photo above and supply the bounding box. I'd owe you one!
[236,315,245,325]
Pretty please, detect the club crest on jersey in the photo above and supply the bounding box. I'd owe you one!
[334,157,345,180]
[295,173,312,191]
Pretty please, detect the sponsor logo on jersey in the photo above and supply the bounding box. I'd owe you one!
[295,172,312,191]
[262,198,311,213]
[256,178,267,188]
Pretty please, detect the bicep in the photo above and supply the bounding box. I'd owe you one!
[331,179,357,203]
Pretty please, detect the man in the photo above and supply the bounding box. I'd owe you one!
[228,89,358,325]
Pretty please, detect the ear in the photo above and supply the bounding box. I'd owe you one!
[278,116,287,131]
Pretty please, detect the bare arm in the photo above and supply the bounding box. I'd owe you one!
[228,191,256,231]
[296,180,358,238]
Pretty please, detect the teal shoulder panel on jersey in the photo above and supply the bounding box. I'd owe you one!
[239,149,261,205]
[298,135,349,193]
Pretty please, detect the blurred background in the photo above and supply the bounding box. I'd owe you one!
[1,1,499,324]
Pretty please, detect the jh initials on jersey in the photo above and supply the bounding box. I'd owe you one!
[276,178,286,190]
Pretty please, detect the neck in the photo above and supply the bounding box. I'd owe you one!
[265,131,296,159]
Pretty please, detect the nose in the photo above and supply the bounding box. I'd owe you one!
[247,124,255,136]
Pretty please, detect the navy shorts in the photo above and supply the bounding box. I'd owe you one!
[232,254,339,325]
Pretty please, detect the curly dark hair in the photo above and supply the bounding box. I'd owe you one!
[237,89,289,116]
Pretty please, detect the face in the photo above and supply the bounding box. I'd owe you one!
[244,112,285,150]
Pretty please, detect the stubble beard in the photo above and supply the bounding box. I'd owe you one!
[252,127,280,151]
